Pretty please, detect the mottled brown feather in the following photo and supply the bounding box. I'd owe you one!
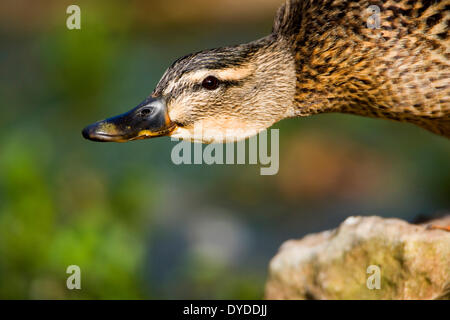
[279,0,449,137]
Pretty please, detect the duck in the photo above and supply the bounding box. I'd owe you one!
[82,0,450,143]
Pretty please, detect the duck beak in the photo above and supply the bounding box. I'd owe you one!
[82,97,176,142]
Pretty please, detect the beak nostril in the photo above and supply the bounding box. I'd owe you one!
[140,108,153,117]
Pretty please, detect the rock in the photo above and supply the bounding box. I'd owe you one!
[265,216,450,300]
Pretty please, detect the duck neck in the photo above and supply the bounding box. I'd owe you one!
[243,35,298,125]
[250,32,346,121]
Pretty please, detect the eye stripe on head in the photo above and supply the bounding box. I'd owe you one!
[153,40,267,97]
[180,65,254,84]
[162,65,253,97]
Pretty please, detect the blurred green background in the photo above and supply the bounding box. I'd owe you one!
[0,0,449,299]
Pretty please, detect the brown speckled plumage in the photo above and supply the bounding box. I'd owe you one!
[280,0,450,137]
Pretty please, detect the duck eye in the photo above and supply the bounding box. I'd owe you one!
[202,76,220,90]
[139,108,153,117]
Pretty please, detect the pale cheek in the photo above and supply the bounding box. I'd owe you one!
[167,101,188,124]
[167,95,211,124]
[169,120,267,144]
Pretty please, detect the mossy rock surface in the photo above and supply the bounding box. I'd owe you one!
[265,216,450,300]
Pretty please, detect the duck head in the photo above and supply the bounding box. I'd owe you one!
[82,37,296,144]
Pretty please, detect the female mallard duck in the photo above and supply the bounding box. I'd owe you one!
[83,0,450,143]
